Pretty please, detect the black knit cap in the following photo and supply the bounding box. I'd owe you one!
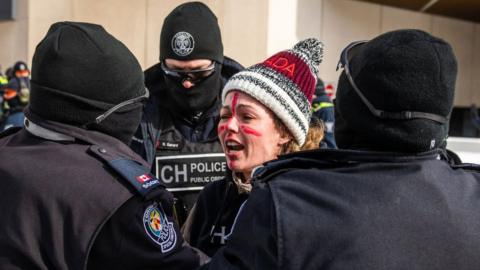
[334,29,457,153]
[27,21,146,144]
[160,2,223,63]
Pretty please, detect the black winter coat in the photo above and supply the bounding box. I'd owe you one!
[0,111,201,270]
[203,148,480,270]
[186,173,249,256]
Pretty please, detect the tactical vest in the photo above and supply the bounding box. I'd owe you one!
[151,112,226,225]
[152,115,226,193]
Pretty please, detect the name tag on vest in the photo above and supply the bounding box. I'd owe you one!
[155,153,227,192]
[156,140,183,151]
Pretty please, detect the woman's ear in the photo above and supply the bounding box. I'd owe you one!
[278,133,292,146]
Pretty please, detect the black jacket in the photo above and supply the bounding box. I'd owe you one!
[187,172,249,257]
[203,148,480,270]
[0,111,201,270]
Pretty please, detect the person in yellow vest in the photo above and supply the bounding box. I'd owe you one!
[0,65,8,123]
[1,61,30,130]
[0,65,8,86]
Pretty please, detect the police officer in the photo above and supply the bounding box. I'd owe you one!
[201,30,480,270]
[0,22,203,270]
[131,2,243,225]
[0,65,8,86]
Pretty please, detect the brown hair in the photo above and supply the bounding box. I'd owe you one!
[275,116,324,155]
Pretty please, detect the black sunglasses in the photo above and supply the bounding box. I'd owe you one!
[336,41,447,124]
[83,87,150,128]
[161,62,216,85]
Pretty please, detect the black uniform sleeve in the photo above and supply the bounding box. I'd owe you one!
[87,190,201,270]
[200,183,278,270]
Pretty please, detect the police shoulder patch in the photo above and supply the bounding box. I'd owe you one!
[142,203,177,253]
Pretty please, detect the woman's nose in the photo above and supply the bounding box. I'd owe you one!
[226,116,239,133]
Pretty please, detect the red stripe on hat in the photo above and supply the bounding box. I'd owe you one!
[262,51,316,102]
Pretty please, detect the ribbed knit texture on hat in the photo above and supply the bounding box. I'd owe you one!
[222,38,323,145]
[27,21,146,144]
[335,29,457,152]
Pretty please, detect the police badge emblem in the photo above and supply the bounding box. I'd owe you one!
[171,31,194,56]
[143,203,177,253]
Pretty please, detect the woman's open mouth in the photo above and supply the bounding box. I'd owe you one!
[225,140,245,151]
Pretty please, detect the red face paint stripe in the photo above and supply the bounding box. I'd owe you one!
[217,124,226,134]
[231,93,239,115]
[226,93,239,127]
[219,93,240,135]
[240,125,262,137]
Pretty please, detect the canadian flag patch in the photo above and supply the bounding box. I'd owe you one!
[136,174,152,183]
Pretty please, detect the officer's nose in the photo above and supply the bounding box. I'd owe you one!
[182,79,195,89]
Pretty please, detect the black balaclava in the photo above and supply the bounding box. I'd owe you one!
[163,63,222,115]
[334,29,457,153]
[159,2,224,117]
[27,21,146,145]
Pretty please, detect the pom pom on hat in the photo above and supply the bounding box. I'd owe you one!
[292,38,323,74]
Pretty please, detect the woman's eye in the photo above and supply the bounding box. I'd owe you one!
[220,113,231,120]
[242,114,254,121]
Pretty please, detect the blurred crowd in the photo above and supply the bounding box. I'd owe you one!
[0,61,30,130]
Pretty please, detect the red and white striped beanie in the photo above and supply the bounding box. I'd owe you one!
[222,38,324,145]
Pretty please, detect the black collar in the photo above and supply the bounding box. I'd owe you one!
[24,108,148,167]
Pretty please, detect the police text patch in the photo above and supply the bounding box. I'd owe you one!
[155,153,226,192]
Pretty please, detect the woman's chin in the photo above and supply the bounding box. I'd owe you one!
[228,162,247,174]
[227,162,242,172]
